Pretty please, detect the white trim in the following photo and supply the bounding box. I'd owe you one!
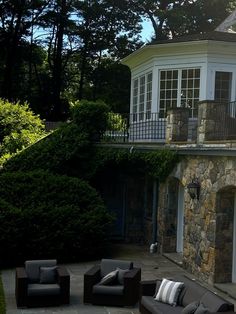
[232,193,236,283]
[152,68,158,112]
[176,184,184,253]
[131,71,153,119]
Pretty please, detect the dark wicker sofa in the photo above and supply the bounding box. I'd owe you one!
[139,275,235,314]
[84,258,141,307]
[15,259,70,308]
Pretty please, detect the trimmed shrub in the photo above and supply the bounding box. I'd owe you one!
[71,99,109,141]
[3,123,98,179]
[0,171,113,266]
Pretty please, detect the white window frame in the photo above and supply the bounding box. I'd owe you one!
[158,67,201,118]
[131,71,153,121]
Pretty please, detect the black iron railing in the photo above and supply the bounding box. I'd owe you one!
[103,113,166,143]
[102,104,236,144]
[203,102,236,141]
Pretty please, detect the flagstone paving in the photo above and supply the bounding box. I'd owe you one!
[2,244,236,313]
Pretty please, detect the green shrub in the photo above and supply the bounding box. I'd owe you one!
[3,123,98,179]
[0,171,113,265]
[70,99,109,141]
[0,99,45,156]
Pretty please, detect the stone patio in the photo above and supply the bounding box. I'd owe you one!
[2,244,236,313]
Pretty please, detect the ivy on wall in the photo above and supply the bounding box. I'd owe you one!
[0,100,179,264]
[94,147,178,182]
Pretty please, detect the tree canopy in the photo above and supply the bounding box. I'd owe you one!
[0,0,236,119]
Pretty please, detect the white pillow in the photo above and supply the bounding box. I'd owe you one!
[99,269,118,285]
[154,278,184,306]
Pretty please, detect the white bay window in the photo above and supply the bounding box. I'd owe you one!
[132,72,152,121]
[159,68,200,118]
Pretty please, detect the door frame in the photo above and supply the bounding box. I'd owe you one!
[176,183,184,253]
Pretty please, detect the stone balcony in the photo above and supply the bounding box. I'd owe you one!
[103,101,236,147]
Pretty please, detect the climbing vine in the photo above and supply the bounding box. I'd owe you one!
[93,147,178,182]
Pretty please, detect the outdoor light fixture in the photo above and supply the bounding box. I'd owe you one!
[187,178,201,200]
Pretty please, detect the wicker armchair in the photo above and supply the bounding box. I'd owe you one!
[84,258,141,307]
[15,259,70,308]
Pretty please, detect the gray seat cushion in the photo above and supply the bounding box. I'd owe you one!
[25,260,57,283]
[141,296,183,314]
[27,283,60,296]
[100,259,133,277]
[93,284,124,296]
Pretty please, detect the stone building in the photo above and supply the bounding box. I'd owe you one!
[102,23,236,286]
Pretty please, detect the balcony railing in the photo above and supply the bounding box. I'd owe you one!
[102,102,236,144]
[229,101,236,118]
[103,113,166,143]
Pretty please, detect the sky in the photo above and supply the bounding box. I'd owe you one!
[141,19,154,42]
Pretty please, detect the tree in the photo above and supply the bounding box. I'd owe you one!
[0,99,46,158]
[38,0,78,119]
[73,0,143,100]
[0,0,48,99]
[88,59,131,113]
[133,0,236,40]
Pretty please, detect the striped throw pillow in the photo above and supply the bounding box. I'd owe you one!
[154,278,184,306]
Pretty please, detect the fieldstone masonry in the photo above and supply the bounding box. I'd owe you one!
[166,100,236,144]
[158,154,236,284]
[198,101,226,143]
[166,108,189,143]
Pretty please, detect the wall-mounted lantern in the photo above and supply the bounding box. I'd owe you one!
[187,178,201,200]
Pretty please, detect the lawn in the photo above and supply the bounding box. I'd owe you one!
[0,274,6,314]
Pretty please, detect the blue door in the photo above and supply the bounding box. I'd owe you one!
[102,179,126,239]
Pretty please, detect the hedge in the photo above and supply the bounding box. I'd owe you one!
[0,171,113,266]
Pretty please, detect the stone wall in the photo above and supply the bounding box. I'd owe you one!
[197,101,236,143]
[159,154,236,284]
[166,108,189,143]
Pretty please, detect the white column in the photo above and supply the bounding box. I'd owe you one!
[151,66,159,113]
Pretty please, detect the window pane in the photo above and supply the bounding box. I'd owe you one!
[181,68,200,118]
[214,71,232,103]
[172,80,178,89]
[159,68,200,118]
[182,79,187,88]
[159,70,178,117]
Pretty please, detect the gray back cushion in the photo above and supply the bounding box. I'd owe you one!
[100,259,133,277]
[174,275,207,307]
[200,291,232,312]
[25,260,57,283]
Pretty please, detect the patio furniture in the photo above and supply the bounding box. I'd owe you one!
[15,259,70,308]
[83,258,141,306]
[139,275,235,314]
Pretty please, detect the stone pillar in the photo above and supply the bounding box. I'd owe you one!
[197,100,228,144]
[166,108,189,143]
